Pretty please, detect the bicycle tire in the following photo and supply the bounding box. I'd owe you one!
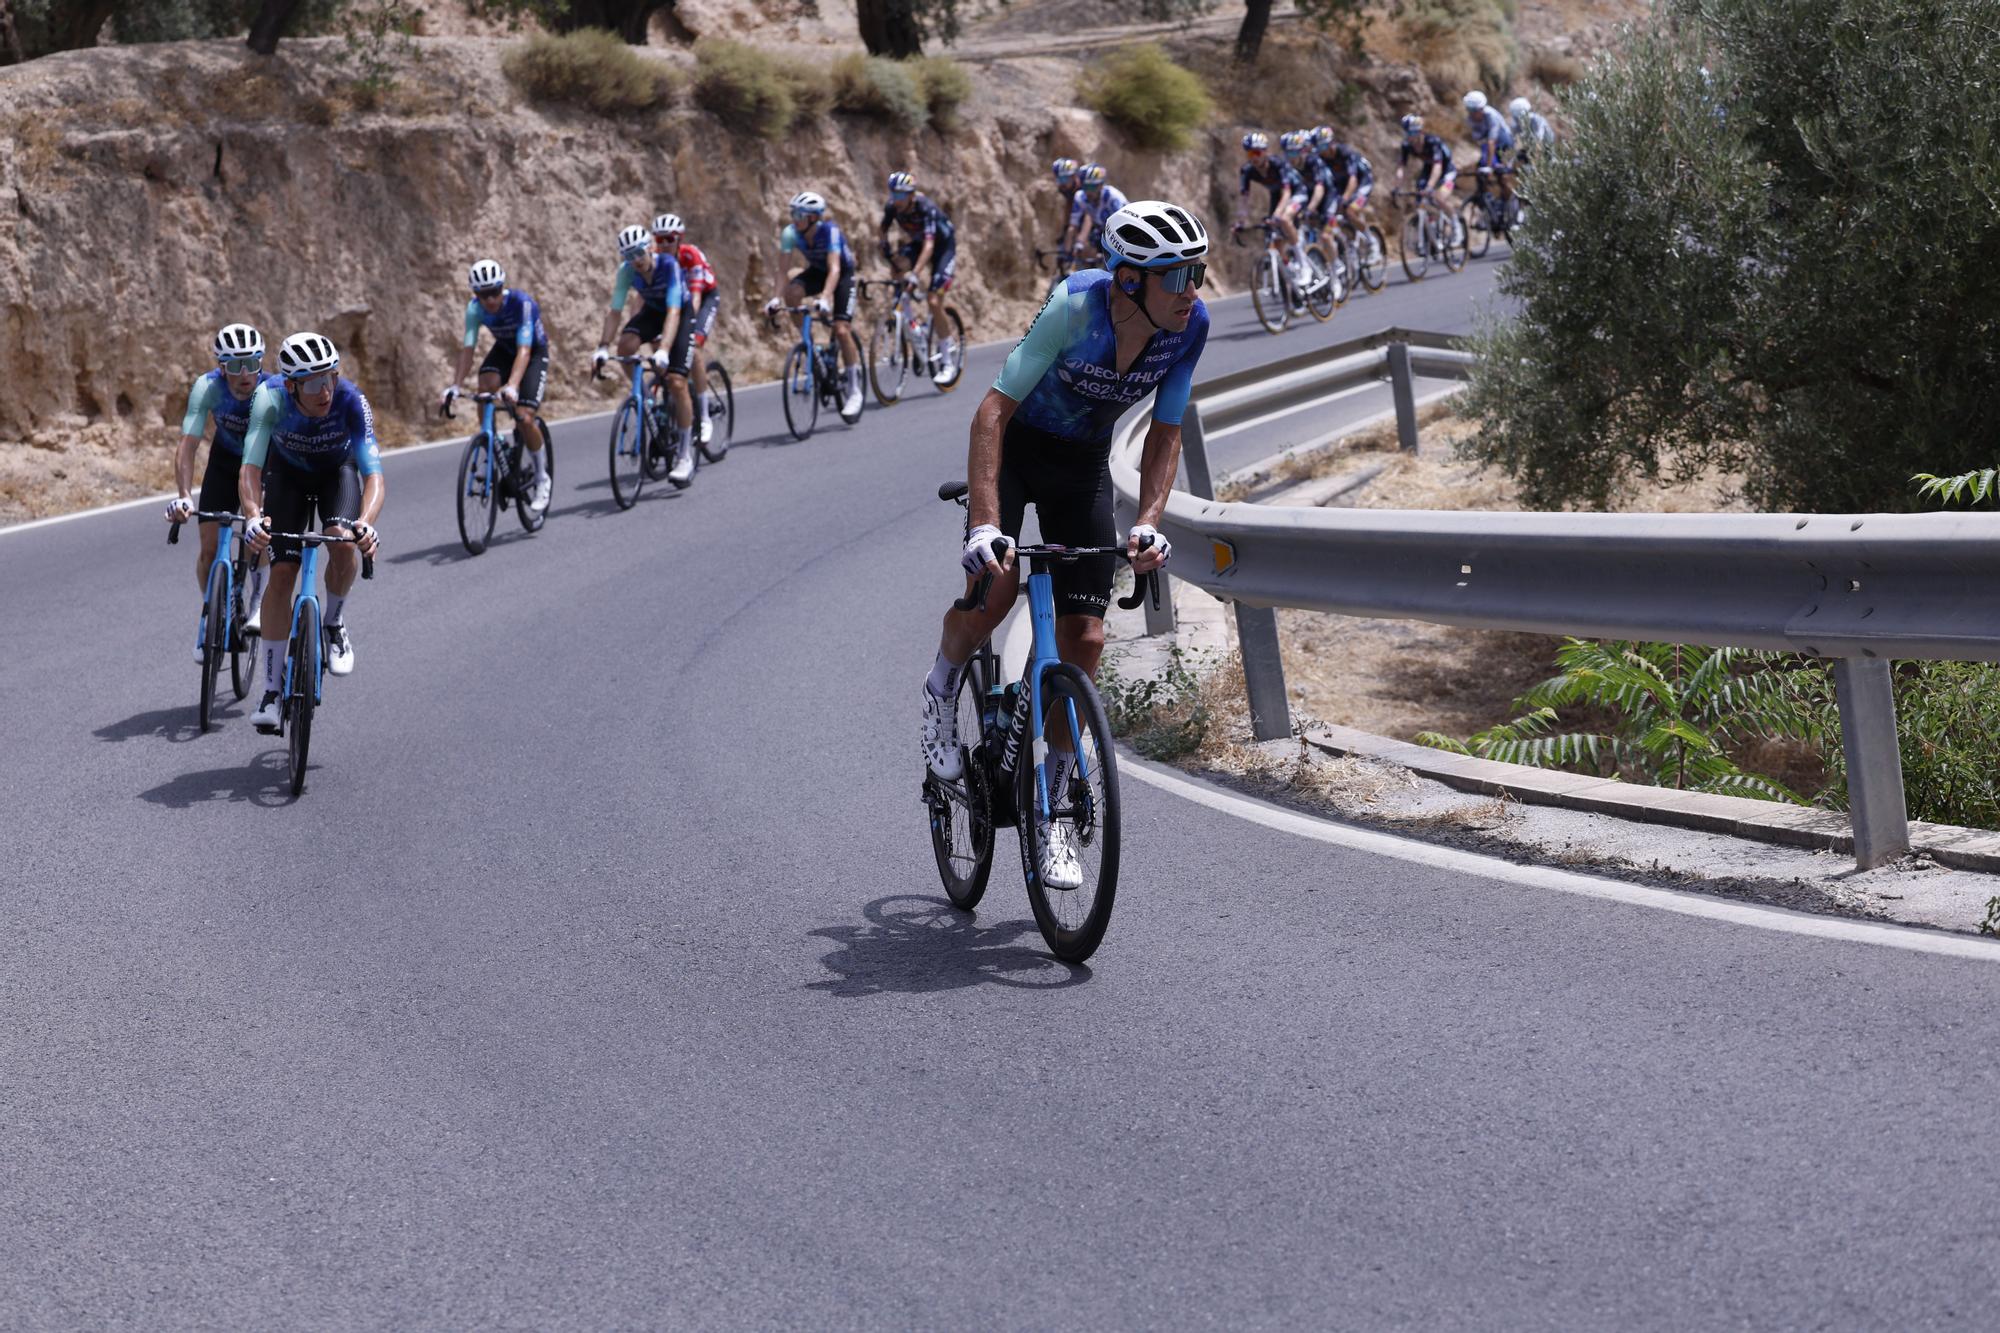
[287,614,317,798]
[1359,225,1388,290]
[198,556,225,734]
[933,308,966,393]
[229,550,252,700]
[782,344,816,441]
[699,361,733,461]
[609,398,646,509]
[1015,661,1121,963]
[929,655,995,909]
[514,436,547,533]
[1443,210,1469,272]
[1400,213,1430,281]
[1304,245,1337,321]
[868,313,905,405]
[1462,199,1491,260]
[642,391,671,481]
[457,433,497,553]
[1250,251,1289,334]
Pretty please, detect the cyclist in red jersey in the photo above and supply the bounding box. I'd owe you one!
[651,213,721,449]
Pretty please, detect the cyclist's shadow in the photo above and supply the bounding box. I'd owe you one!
[807,894,1090,997]
[138,749,297,809]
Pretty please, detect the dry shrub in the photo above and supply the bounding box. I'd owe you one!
[693,39,828,139]
[911,55,973,132]
[1527,47,1584,87]
[1394,0,1518,99]
[831,53,927,133]
[1080,42,1212,151]
[504,29,680,115]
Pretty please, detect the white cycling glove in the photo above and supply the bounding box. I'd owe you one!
[651,349,674,375]
[498,383,518,405]
[166,496,194,522]
[244,515,271,549]
[439,384,460,410]
[350,520,378,555]
[812,298,831,317]
[962,524,1006,577]
[1128,523,1171,565]
[762,297,781,316]
[592,345,610,370]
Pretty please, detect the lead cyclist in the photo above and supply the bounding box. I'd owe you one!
[919,199,1211,889]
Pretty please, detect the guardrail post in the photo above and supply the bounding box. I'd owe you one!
[1833,657,1910,870]
[1235,606,1292,741]
[1179,401,1216,501]
[1387,342,1419,452]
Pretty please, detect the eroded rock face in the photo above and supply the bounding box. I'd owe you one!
[0,36,1225,519]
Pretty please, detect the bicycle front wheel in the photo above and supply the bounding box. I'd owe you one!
[287,615,318,798]
[1462,199,1492,260]
[868,314,906,405]
[609,398,646,509]
[928,654,995,909]
[1250,252,1289,334]
[1359,225,1388,290]
[1400,213,1430,281]
[700,361,733,461]
[1442,210,1469,271]
[782,344,817,441]
[229,551,252,700]
[1016,661,1121,963]
[457,433,498,553]
[933,308,966,393]
[1303,245,1338,321]
[198,557,226,733]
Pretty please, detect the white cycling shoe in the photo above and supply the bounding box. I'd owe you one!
[667,439,695,486]
[698,412,714,446]
[325,623,355,677]
[841,376,864,419]
[1038,819,1085,891]
[920,684,963,781]
[530,470,552,512]
[251,690,283,734]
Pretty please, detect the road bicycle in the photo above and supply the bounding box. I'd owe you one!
[1034,246,1077,299]
[1294,216,1347,318]
[1392,186,1468,281]
[167,510,255,732]
[860,276,965,405]
[263,523,373,798]
[768,302,863,441]
[1328,208,1389,293]
[1232,219,1334,335]
[595,352,679,509]
[442,391,555,555]
[921,481,1161,963]
[1462,163,1523,260]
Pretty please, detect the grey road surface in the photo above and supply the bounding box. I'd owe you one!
[8,254,2000,1329]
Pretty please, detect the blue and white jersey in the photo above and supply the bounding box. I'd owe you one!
[464,288,550,352]
[180,369,282,457]
[609,254,684,313]
[1513,110,1555,151]
[1467,105,1515,153]
[242,379,384,476]
[1067,185,1129,232]
[780,219,854,268]
[993,268,1210,445]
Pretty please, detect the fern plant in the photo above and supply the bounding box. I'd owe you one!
[1417,639,1817,802]
[1912,468,1999,508]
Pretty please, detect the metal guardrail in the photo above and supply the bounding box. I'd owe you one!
[1110,335,2000,869]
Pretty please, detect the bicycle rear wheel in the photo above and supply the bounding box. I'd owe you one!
[609,398,646,509]
[198,557,226,733]
[1400,214,1430,281]
[1359,225,1388,290]
[1442,210,1469,272]
[933,308,966,392]
[1303,245,1337,321]
[700,361,733,461]
[1016,661,1120,963]
[868,314,906,405]
[457,433,498,553]
[928,654,995,909]
[287,615,318,797]
[1250,252,1289,334]
[1462,199,1492,259]
[782,344,816,441]
[513,436,547,532]
[229,550,252,700]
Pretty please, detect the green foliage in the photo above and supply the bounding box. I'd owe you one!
[1459,0,2000,514]
[830,53,926,133]
[334,0,421,98]
[1797,661,2000,831]
[1914,468,2000,507]
[692,39,827,139]
[1391,0,1517,96]
[909,55,971,133]
[1981,897,2000,938]
[505,28,679,114]
[1099,647,1213,761]
[1416,639,1814,801]
[1080,42,1213,152]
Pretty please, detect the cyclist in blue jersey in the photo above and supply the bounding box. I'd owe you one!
[593,223,693,485]
[1059,164,1128,267]
[1048,157,1081,257]
[168,323,277,645]
[239,332,385,730]
[1464,90,1519,216]
[764,190,864,419]
[877,171,959,386]
[1508,95,1555,168]
[440,258,553,512]
[1312,126,1378,235]
[920,200,1211,885]
[1234,130,1312,287]
[1283,130,1335,231]
[1395,113,1459,201]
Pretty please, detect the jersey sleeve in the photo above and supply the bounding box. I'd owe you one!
[779,223,799,254]
[463,299,482,349]
[180,374,218,437]
[516,296,538,347]
[1068,190,1086,227]
[665,258,683,307]
[1150,304,1209,427]
[609,262,634,313]
[240,383,282,469]
[351,390,383,477]
[992,285,1073,402]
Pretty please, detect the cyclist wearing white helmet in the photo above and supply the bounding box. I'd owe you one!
[1464,89,1518,208]
[594,223,693,486]
[764,190,864,419]
[1509,95,1555,168]
[239,331,386,728]
[652,212,723,449]
[440,258,554,512]
[877,172,958,384]
[920,199,1211,885]
[167,323,279,650]
[1059,163,1128,268]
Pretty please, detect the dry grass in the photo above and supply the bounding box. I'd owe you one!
[1175,33,1359,138]
[1526,46,1586,87]
[504,29,681,115]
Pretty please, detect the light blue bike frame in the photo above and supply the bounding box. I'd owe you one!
[199,519,240,658]
[282,541,326,709]
[1020,563,1095,823]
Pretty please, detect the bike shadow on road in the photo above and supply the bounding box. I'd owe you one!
[137,749,297,809]
[807,894,1089,997]
[94,704,216,745]
[387,530,536,567]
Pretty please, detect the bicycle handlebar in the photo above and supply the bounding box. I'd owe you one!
[166,509,248,544]
[440,390,522,421]
[255,520,375,580]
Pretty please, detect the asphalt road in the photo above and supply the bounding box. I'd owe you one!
[8,253,2000,1329]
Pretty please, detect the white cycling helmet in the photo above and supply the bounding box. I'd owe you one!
[789,190,827,215]
[467,258,505,292]
[277,331,339,379]
[213,322,264,362]
[616,224,649,255]
[651,212,683,236]
[1509,96,1532,119]
[1101,200,1209,269]
[1464,90,1488,113]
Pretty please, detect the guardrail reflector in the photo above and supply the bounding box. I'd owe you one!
[1212,538,1236,574]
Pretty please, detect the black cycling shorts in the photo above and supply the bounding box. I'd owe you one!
[666,295,710,376]
[479,342,550,409]
[691,291,720,341]
[796,264,859,323]
[196,444,243,516]
[995,420,1117,619]
[622,303,675,347]
[262,455,362,566]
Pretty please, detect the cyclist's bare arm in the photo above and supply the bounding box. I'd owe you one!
[964,388,1016,532]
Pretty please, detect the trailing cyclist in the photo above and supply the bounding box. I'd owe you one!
[1048,157,1081,258]
[1509,95,1555,170]
[764,190,864,420]
[1313,126,1381,260]
[1463,90,1517,209]
[167,322,276,647]
[1234,131,1310,287]
[651,212,722,451]
[1060,163,1128,268]
[440,259,553,512]
[1395,113,1459,220]
[877,170,958,387]
[1282,129,1335,239]
[239,332,385,732]
[594,224,693,487]
[919,199,1209,889]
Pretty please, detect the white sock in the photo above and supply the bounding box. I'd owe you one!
[323,592,346,628]
[262,640,283,694]
[527,444,546,478]
[926,649,966,699]
[246,559,267,610]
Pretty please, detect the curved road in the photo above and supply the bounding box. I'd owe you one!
[7,259,2000,1328]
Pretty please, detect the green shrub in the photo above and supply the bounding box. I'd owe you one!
[910,55,973,132]
[504,29,679,115]
[693,39,827,139]
[1080,43,1212,151]
[831,53,927,133]
[1100,646,1214,761]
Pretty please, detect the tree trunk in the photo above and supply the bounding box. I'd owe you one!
[1234,0,1271,62]
[49,0,117,52]
[555,0,676,43]
[0,0,23,66]
[246,0,303,55]
[856,0,924,58]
